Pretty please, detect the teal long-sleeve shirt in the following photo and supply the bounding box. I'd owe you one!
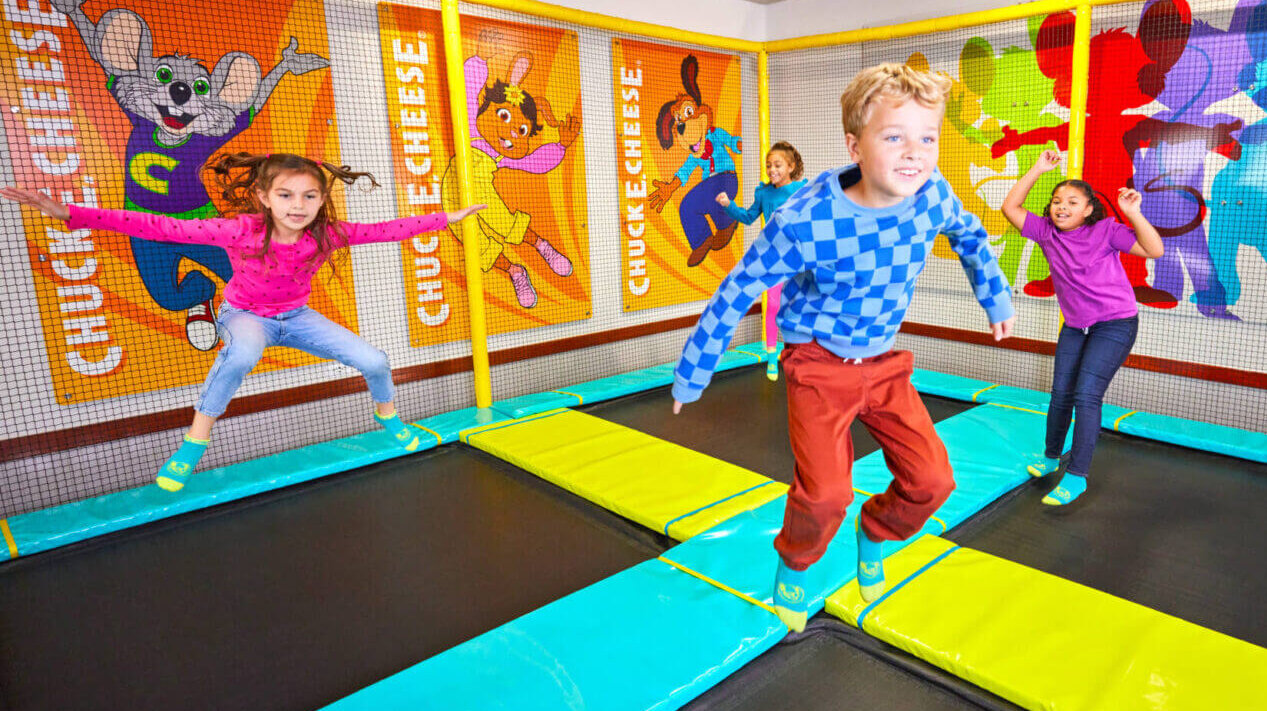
[722,179,808,225]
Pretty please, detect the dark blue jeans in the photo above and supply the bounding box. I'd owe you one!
[1047,315,1139,476]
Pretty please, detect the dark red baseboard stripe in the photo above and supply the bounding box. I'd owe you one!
[1,312,710,463]
[6,311,1257,464]
[899,321,1267,390]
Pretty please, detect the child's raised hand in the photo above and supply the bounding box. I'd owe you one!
[0,186,70,221]
[1117,187,1142,216]
[448,204,487,223]
[1034,149,1061,173]
[715,192,731,207]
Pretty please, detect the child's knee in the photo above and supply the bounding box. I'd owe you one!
[355,348,391,378]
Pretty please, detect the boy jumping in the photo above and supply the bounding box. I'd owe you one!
[672,64,1015,632]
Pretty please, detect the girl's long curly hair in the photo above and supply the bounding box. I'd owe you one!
[203,152,380,281]
[1044,179,1107,227]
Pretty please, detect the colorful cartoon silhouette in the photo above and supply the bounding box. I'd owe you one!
[1209,0,1267,312]
[906,49,1007,262]
[54,0,330,349]
[996,2,1193,307]
[444,29,580,309]
[967,22,1063,292]
[647,55,743,268]
[1125,0,1251,319]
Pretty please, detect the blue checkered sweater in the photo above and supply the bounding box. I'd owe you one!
[673,165,1014,404]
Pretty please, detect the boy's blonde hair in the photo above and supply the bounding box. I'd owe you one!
[839,63,952,137]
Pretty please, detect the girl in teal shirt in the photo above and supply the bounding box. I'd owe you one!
[716,141,807,380]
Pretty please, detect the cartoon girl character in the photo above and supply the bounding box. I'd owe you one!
[648,55,743,268]
[444,29,580,309]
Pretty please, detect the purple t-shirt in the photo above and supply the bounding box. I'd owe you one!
[1022,211,1139,328]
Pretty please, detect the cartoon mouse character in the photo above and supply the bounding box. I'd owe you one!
[1126,0,1254,320]
[54,0,329,349]
[442,29,580,309]
[994,1,1194,306]
[647,55,742,268]
[1209,0,1267,314]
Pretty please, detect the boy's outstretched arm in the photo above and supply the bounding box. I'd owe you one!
[942,182,1016,341]
[673,216,804,411]
[1002,149,1060,231]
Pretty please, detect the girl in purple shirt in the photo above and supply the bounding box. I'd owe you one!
[1002,149,1163,505]
[3,153,483,492]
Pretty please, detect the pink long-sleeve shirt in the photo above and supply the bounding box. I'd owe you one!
[67,205,448,316]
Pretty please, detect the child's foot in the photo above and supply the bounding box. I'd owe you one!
[856,518,885,602]
[773,558,809,633]
[1027,455,1062,478]
[155,435,209,491]
[766,359,779,382]
[375,411,421,452]
[1042,473,1087,506]
[533,237,573,277]
[508,264,537,308]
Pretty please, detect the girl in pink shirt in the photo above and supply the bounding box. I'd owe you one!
[2,153,484,491]
[1002,149,1163,505]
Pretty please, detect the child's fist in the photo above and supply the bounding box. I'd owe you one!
[1035,149,1061,173]
[1117,187,1142,215]
[715,192,731,207]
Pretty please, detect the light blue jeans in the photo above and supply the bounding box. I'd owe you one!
[195,304,394,417]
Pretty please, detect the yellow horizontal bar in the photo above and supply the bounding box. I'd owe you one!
[766,0,1138,52]
[464,0,762,52]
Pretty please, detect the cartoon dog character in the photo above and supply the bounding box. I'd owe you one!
[54,0,329,349]
[442,29,579,309]
[647,55,742,268]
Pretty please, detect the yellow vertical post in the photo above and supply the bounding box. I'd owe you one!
[441,0,492,408]
[1065,4,1092,180]
[1059,3,1093,334]
[758,49,772,354]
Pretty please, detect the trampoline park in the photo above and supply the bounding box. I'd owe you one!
[1,0,1266,709]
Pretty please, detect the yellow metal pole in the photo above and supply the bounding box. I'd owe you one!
[466,0,761,53]
[1055,3,1093,335]
[758,49,773,355]
[441,0,492,408]
[1065,4,1092,180]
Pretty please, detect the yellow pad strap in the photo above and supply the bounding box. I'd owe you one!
[970,384,998,401]
[984,401,1046,417]
[550,390,585,405]
[461,409,785,540]
[658,555,779,617]
[826,535,1267,710]
[410,423,444,446]
[1,519,17,559]
[1113,410,1139,431]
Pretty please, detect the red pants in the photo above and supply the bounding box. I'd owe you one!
[773,342,954,570]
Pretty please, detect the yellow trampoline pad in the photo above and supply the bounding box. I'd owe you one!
[460,409,786,540]
[826,535,1267,710]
